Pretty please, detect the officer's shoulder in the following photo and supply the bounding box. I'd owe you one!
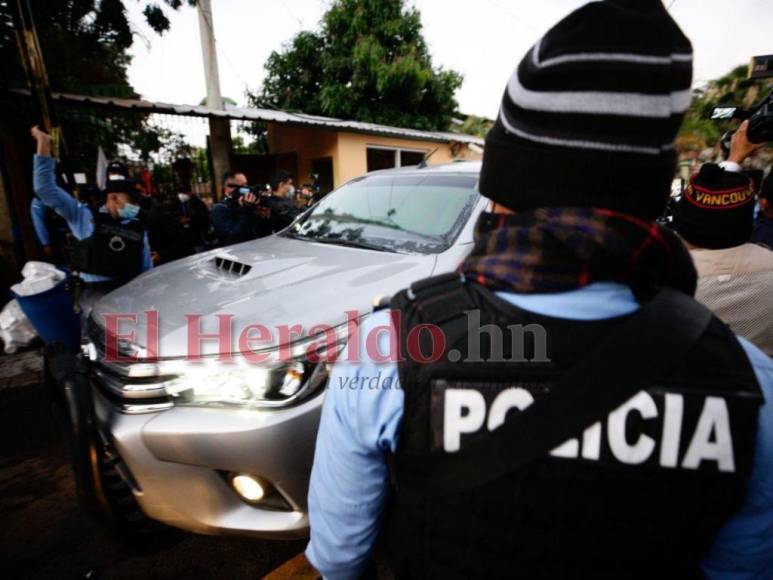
[371,294,392,313]
[737,336,773,375]
[389,272,469,309]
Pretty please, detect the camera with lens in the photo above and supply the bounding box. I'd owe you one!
[710,55,773,152]
[230,185,253,200]
[231,184,272,206]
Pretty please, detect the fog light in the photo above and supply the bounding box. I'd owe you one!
[231,474,265,502]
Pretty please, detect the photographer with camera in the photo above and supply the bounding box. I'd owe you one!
[673,119,773,355]
[210,170,264,247]
[294,184,315,209]
[257,170,302,236]
[270,170,300,228]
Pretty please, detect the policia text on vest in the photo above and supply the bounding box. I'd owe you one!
[440,383,738,473]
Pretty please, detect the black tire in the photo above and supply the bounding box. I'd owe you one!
[44,343,183,551]
[89,426,183,551]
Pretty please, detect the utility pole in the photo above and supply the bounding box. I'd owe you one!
[197,0,231,200]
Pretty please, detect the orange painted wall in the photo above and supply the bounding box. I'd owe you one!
[267,122,482,188]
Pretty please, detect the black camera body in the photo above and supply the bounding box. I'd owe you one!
[231,185,272,204]
[747,91,773,143]
[230,185,252,200]
[710,55,773,150]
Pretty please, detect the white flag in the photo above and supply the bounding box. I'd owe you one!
[96,146,107,191]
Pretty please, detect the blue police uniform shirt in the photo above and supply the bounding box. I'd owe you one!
[33,154,151,282]
[306,282,773,580]
[30,197,51,246]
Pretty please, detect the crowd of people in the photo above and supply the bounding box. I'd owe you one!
[28,141,316,273]
[23,0,773,574]
[27,126,321,317]
[208,169,310,248]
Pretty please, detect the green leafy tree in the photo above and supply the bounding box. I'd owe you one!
[0,0,197,171]
[252,0,463,131]
[456,114,493,138]
[678,64,772,153]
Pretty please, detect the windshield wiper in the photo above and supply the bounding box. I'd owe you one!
[311,237,398,253]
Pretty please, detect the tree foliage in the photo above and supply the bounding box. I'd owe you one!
[251,0,463,131]
[678,64,772,153]
[456,114,493,138]
[0,0,196,171]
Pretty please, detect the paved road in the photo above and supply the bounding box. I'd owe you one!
[0,351,307,580]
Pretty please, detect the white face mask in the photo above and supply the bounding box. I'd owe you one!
[286,185,296,197]
[178,193,191,203]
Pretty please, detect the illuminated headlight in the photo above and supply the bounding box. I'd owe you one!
[163,359,327,408]
[163,334,346,409]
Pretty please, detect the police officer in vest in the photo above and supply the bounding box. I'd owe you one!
[31,126,152,314]
[305,2,773,578]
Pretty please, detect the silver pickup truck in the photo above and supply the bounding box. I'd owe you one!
[56,160,484,544]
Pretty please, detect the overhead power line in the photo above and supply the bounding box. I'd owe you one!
[482,0,540,33]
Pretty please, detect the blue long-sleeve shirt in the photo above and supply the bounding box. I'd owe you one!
[33,154,151,282]
[306,282,773,580]
[30,197,50,246]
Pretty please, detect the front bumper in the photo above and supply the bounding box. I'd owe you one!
[87,365,323,539]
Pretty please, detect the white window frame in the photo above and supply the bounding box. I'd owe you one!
[366,145,428,168]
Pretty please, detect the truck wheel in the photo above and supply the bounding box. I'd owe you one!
[44,343,181,550]
[88,426,183,550]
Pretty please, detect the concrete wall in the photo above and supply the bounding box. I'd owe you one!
[334,132,481,185]
[267,123,482,188]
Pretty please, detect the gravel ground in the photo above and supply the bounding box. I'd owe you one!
[0,349,307,580]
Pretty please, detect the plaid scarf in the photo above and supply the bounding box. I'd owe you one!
[461,207,697,299]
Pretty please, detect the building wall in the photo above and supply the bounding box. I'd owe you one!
[334,132,481,186]
[267,123,482,188]
[266,123,339,185]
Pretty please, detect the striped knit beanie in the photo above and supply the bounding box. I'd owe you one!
[479,0,693,220]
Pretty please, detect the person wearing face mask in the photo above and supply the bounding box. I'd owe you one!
[30,126,151,311]
[260,170,302,236]
[210,170,262,247]
[145,183,210,265]
[173,183,210,253]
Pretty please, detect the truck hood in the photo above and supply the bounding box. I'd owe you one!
[91,234,439,358]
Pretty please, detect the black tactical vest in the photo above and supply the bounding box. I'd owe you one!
[72,208,145,280]
[386,273,762,579]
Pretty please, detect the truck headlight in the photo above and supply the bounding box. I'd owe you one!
[163,337,344,409]
[164,360,317,408]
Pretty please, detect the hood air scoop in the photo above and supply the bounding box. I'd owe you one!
[212,256,252,277]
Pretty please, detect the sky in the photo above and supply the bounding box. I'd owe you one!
[125,0,773,121]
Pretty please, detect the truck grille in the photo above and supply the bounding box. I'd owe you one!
[86,314,175,413]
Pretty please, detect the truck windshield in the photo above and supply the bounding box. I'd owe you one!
[284,173,479,254]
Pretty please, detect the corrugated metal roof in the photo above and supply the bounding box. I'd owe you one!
[14,90,484,146]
